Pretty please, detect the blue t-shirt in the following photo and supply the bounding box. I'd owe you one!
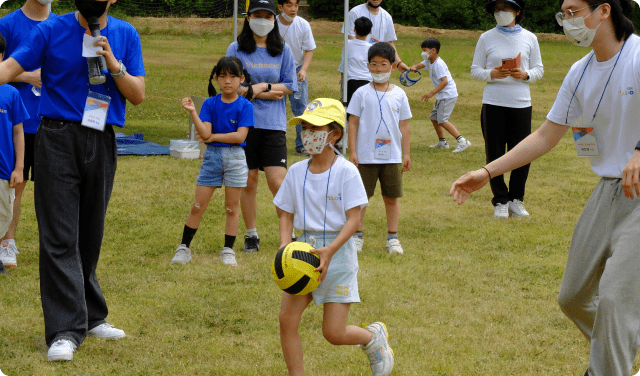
[0,9,57,134]
[199,95,254,147]
[0,84,29,181]
[226,42,297,132]
[11,13,145,127]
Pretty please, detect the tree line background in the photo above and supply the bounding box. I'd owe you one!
[1,0,640,34]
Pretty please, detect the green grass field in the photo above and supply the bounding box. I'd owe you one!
[0,20,629,375]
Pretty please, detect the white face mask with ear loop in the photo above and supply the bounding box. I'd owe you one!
[562,5,603,47]
[281,12,294,22]
[37,0,54,5]
[494,11,516,26]
[371,72,392,83]
[302,129,334,155]
[249,17,275,37]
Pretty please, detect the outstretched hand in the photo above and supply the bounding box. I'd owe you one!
[449,168,491,205]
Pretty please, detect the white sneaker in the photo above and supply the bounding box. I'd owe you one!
[171,244,191,264]
[362,322,394,376]
[87,323,126,339]
[221,247,237,266]
[429,140,449,149]
[0,241,19,267]
[508,199,530,217]
[385,238,404,254]
[494,203,509,219]
[47,339,77,361]
[452,138,471,153]
[353,236,364,252]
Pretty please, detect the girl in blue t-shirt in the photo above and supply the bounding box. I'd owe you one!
[172,57,255,267]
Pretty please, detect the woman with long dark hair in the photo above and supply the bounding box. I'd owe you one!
[226,0,297,253]
[453,1,640,374]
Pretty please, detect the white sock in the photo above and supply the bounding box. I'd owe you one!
[246,228,258,238]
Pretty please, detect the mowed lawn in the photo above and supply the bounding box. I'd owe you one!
[0,19,631,375]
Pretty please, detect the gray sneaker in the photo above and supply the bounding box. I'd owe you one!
[0,241,19,267]
[221,247,237,266]
[452,138,471,153]
[242,235,260,253]
[429,140,449,149]
[362,322,394,376]
[171,244,191,264]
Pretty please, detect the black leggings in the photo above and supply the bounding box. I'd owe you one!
[481,104,532,206]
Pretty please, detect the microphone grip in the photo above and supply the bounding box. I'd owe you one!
[87,17,108,85]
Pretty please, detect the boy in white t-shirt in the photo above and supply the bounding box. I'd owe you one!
[277,0,316,155]
[274,98,393,376]
[338,16,373,107]
[409,37,471,153]
[347,42,411,254]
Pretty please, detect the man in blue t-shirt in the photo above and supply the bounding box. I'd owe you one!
[0,33,30,276]
[0,0,56,269]
[0,0,145,362]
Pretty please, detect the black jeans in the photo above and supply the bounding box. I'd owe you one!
[35,118,117,347]
[481,104,532,206]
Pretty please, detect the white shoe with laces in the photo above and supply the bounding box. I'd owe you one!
[385,238,404,254]
[452,138,471,153]
[429,140,449,149]
[494,203,509,219]
[508,199,530,217]
[221,247,237,266]
[362,322,394,376]
[47,339,77,361]
[87,323,126,339]
[0,241,19,267]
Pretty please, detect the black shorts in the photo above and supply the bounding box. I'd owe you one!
[23,133,36,181]
[243,128,287,171]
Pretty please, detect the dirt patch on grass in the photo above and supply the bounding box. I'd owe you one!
[130,17,565,41]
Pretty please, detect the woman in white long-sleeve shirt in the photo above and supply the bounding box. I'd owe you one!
[470,0,543,218]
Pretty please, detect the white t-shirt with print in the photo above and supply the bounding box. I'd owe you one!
[277,15,316,68]
[347,84,412,164]
[341,4,396,44]
[547,34,640,178]
[422,57,458,99]
[273,156,368,233]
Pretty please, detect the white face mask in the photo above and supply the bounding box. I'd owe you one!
[249,18,275,37]
[281,13,294,22]
[37,0,54,5]
[371,72,391,83]
[562,5,602,47]
[302,129,333,155]
[494,11,515,27]
[421,51,430,61]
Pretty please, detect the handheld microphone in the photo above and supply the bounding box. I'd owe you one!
[87,16,107,85]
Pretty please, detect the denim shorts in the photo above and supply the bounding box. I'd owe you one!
[196,145,248,188]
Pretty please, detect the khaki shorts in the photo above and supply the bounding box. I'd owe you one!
[357,163,403,198]
[0,179,15,237]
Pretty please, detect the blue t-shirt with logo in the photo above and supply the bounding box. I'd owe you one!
[11,13,145,128]
[226,41,296,132]
[0,9,57,134]
[199,95,254,147]
[0,84,29,181]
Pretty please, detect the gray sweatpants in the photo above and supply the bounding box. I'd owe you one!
[557,178,640,376]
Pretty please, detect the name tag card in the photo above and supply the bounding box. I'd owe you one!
[81,91,111,131]
[572,127,600,157]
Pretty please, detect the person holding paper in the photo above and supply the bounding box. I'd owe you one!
[453,0,640,374]
[470,0,543,218]
[0,0,145,362]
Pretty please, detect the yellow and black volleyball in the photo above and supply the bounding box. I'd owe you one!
[272,241,321,295]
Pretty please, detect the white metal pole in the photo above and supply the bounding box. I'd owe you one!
[233,0,238,43]
[342,0,349,155]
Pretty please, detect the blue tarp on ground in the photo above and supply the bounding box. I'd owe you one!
[116,132,170,156]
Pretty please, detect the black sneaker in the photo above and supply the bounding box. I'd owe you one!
[295,149,309,157]
[0,261,6,275]
[243,235,260,253]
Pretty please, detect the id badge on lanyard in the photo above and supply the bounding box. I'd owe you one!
[375,132,391,159]
[81,91,111,131]
[571,115,601,157]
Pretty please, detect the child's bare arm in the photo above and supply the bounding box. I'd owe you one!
[311,206,360,282]
[399,119,411,172]
[278,210,295,249]
[181,97,212,139]
[201,127,249,144]
[422,76,448,102]
[409,63,425,71]
[10,123,24,188]
[348,115,360,166]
